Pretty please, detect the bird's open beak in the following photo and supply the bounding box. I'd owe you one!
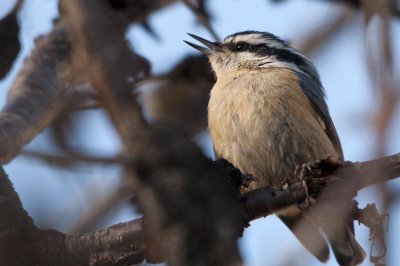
[184,33,224,54]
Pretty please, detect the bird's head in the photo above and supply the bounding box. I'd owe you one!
[185,31,319,82]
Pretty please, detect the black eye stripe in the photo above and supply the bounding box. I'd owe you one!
[229,42,274,53]
[227,41,309,71]
[253,44,274,55]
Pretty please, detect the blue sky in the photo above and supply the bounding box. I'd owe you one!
[1,0,400,265]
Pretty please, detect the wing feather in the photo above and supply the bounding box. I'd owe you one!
[297,72,343,158]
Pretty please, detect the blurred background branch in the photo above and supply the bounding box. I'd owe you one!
[0,23,71,163]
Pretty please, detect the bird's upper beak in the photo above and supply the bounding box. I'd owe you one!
[184,33,224,54]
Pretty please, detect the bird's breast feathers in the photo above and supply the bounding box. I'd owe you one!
[208,68,338,187]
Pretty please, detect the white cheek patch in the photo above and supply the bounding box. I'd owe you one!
[261,56,301,72]
[239,51,263,61]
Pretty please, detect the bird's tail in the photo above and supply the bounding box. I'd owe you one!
[327,222,366,266]
[280,216,366,266]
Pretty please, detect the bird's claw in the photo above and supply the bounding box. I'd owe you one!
[293,156,342,211]
[294,156,342,181]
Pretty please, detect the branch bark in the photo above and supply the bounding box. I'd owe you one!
[19,149,400,227]
[241,153,400,224]
[0,166,145,265]
[0,23,70,163]
[2,151,399,265]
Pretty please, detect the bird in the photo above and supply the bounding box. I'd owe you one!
[185,31,366,265]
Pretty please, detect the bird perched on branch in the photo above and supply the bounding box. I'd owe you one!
[185,31,365,265]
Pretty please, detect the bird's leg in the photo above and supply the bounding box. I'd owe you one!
[295,156,342,181]
[293,156,343,211]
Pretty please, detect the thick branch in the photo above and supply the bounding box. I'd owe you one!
[240,153,400,224]
[0,166,145,265]
[2,147,400,265]
[18,149,400,230]
[0,23,70,163]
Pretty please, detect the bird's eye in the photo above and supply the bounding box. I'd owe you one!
[235,42,248,52]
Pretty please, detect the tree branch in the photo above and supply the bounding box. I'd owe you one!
[2,147,399,265]
[0,166,145,265]
[19,149,400,227]
[240,153,400,225]
[0,23,71,163]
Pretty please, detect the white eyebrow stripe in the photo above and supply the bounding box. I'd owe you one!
[223,33,287,49]
[223,36,234,43]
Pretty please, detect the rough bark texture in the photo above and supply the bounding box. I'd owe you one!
[0,166,145,265]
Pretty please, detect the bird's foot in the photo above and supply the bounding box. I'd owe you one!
[291,156,343,211]
[294,156,342,181]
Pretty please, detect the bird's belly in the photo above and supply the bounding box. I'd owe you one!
[208,84,337,190]
[210,107,296,189]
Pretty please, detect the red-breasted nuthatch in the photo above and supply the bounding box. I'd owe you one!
[185,31,365,266]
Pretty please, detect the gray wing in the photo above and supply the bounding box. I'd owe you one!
[297,72,343,158]
[296,73,366,264]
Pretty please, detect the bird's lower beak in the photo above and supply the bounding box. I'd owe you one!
[184,33,224,54]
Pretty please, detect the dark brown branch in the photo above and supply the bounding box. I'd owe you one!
[240,153,400,225]
[3,147,400,265]
[241,182,307,224]
[0,166,145,265]
[66,219,145,265]
[19,149,400,228]
[0,23,71,163]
